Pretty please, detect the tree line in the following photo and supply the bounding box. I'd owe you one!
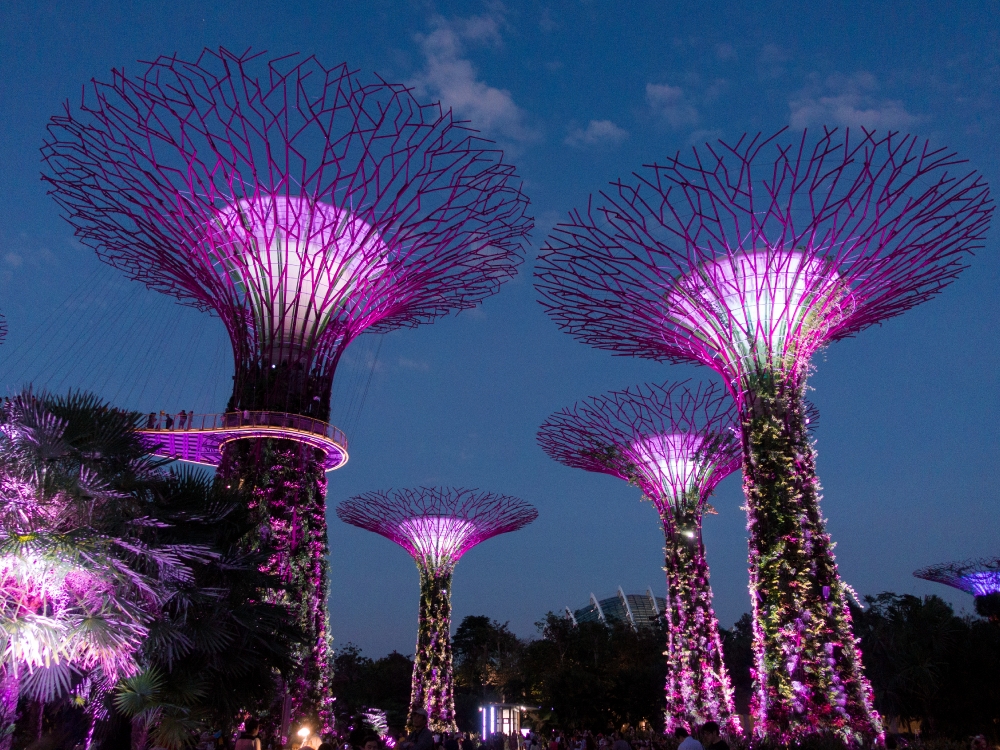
[335,600,1000,742]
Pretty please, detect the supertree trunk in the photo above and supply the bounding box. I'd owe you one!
[218,438,333,734]
[740,375,879,742]
[410,566,457,732]
[0,666,18,750]
[662,517,739,735]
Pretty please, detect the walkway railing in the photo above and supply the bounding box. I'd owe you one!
[139,410,349,471]
[143,411,348,451]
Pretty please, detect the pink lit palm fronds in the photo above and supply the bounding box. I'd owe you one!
[0,391,212,702]
[536,128,992,394]
[537,380,740,519]
[336,488,536,571]
[42,48,531,374]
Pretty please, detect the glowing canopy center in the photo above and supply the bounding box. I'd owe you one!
[666,250,845,379]
[398,515,478,568]
[631,433,709,501]
[963,572,1000,597]
[210,195,389,360]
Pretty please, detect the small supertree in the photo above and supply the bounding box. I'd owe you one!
[538,380,741,733]
[915,558,1000,623]
[535,129,993,741]
[336,488,536,732]
[42,48,531,729]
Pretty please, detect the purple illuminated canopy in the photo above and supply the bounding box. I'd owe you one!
[42,48,531,405]
[536,128,993,394]
[914,558,1000,597]
[336,488,537,569]
[536,380,740,516]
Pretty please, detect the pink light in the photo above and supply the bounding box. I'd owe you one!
[667,250,848,378]
[397,516,478,567]
[630,433,709,499]
[209,195,389,359]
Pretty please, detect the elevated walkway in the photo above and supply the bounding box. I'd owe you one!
[138,411,349,472]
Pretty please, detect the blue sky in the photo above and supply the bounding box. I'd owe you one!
[1,0,998,657]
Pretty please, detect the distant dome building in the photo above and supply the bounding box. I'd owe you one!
[566,587,666,631]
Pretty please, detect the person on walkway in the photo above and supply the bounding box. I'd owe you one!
[400,708,434,750]
[698,724,726,750]
[146,412,156,429]
[234,720,262,750]
[178,410,188,429]
[673,728,701,750]
[164,412,174,430]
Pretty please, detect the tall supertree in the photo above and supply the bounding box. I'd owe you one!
[915,558,1000,623]
[535,129,993,741]
[538,380,741,733]
[41,48,531,731]
[336,488,536,732]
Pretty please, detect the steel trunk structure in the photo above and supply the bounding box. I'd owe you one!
[42,48,531,731]
[337,488,536,732]
[915,558,1000,623]
[538,381,741,733]
[535,129,993,741]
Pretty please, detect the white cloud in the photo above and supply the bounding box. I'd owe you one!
[714,43,736,61]
[410,15,538,144]
[688,128,724,146]
[646,83,699,128]
[564,119,629,148]
[789,73,920,129]
[398,356,431,372]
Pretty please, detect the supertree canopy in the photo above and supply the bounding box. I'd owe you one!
[537,380,741,733]
[336,488,536,732]
[915,558,1000,622]
[535,129,993,741]
[42,48,531,732]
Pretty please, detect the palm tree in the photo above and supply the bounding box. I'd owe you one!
[112,470,302,749]
[0,390,211,749]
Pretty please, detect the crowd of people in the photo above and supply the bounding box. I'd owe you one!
[199,710,734,750]
[485,723,728,750]
[394,710,729,750]
[146,410,195,429]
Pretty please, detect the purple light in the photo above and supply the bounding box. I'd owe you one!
[535,130,992,741]
[668,250,849,385]
[337,488,536,732]
[42,48,531,730]
[631,433,709,500]
[915,558,1000,596]
[538,381,741,733]
[966,572,1000,596]
[397,516,478,569]
[208,195,389,361]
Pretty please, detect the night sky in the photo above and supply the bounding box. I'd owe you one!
[1,0,998,658]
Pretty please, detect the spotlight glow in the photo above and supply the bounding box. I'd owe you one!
[211,195,388,359]
[667,250,847,380]
[631,432,708,499]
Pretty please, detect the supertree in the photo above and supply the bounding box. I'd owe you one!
[41,48,531,731]
[336,488,536,731]
[537,380,741,733]
[535,128,993,741]
[915,558,1000,623]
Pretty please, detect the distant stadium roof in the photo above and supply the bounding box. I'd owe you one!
[565,587,666,631]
